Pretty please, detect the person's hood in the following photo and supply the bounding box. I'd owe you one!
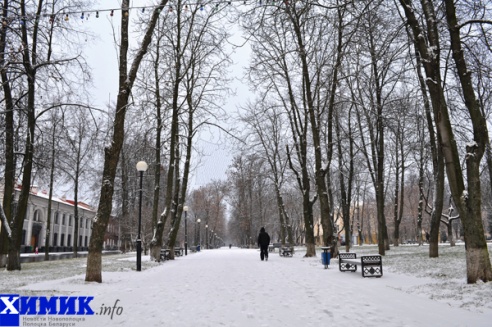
[260,227,265,233]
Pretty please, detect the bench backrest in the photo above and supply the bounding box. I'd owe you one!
[361,255,382,264]
[339,252,356,259]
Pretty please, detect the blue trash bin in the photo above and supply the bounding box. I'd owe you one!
[321,247,331,269]
[196,245,201,252]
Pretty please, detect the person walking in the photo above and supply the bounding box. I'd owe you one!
[257,227,271,261]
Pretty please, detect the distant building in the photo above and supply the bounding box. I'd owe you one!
[104,214,120,250]
[0,185,95,253]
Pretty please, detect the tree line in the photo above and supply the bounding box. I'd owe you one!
[227,0,492,284]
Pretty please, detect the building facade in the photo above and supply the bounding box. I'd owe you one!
[2,185,95,253]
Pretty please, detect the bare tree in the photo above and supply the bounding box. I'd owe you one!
[35,108,64,261]
[189,181,228,248]
[346,0,409,254]
[0,0,16,268]
[334,102,356,253]
[1,0,91,270]
[85,0,170,283]
[240,101,294,246]
[139,0,232,260]
[227,153,276,246]
[59,108,100,257]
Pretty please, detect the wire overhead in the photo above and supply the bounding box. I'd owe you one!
[1,0,290,24]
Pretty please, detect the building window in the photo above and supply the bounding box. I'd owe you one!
[61,234,65,247]
[79,235,82,247]
[33,210,40,222]
[62,214,66,226]
[54,212,59,225]
[54,233,58,246]
[86,219,89,229]
[80,218,84,228]
[67,234,71,247]
[84,236,88,247]
[22,230,26,245]
[69,215,72,226]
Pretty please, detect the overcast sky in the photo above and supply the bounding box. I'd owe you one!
[84,0,251,189]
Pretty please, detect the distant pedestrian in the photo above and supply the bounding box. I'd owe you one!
[257,227,270,261]
[35,247,38,254]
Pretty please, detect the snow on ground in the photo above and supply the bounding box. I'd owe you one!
[2,244,492,327]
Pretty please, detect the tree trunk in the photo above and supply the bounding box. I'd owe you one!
[44,124,57,261]
[167,141,182,261]
[72,138,82,258]
[374,52,388,256]
[393,134,401,247]
[336,109,352,253]
[168,85,195,257]
[485,139,492,237]
[286,142,316,257]
[155,2,186,255]
[0,0,15,268]
[5,0,41,271]
[446,222,455,246]
[149,34,163,262]
[274,188,287,244]
[411,31,444,256]
[73,179,79,258]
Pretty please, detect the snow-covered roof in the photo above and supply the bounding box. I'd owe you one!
[13,184,96,212]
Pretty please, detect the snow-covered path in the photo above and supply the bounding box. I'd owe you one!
[19,247,491,327]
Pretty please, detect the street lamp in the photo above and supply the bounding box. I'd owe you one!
[197,219,201,249]
[357,222,362,246]
[183,206,188,255]
[136,161,148,272]
[206,225,208,249]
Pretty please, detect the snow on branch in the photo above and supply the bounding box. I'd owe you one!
[465,142,478,160]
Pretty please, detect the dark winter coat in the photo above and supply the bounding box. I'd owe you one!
[258,227,271,247]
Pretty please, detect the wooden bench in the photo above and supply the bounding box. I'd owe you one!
[338,253,383,278]
[279,245,293,257]
[160,249,171,261]
[160,248,183,260]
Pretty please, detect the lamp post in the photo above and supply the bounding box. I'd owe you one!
[205,225,208,249]
[357,222,361,246]
[184,206,188,255]
[136,161,148,272]
[197,219,201,248]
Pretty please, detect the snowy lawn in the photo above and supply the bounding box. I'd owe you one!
[1,244,491,327]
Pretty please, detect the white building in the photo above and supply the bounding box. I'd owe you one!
[1,185,94,252]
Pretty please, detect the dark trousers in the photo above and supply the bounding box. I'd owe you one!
[260,245,269,260]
